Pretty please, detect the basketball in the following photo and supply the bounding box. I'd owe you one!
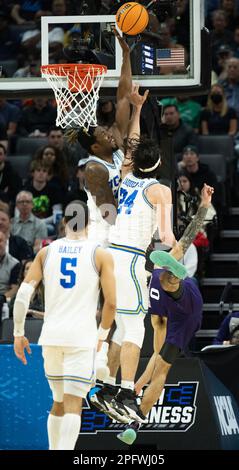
[116,2,149,36]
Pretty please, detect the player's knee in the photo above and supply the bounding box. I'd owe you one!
[50,381,64,403]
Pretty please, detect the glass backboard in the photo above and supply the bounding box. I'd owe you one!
[0,1,210,97]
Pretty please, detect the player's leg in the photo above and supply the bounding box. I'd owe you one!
[90,315,129,423]
[57,347,95,450]
[42,346,64,450]
[57,394,83,450]
[110,252,147,422]
[117,355,171,446]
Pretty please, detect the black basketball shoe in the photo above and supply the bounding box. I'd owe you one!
[110,388,147,423]
[90,384,129,424]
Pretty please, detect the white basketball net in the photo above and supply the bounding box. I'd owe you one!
[41,64,107,131]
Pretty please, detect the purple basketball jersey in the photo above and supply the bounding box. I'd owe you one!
[148,269,203,350]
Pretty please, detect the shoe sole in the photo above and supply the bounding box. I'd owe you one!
[117,429,137,445]
[90,395,130,424]
[150,250,187,279]
[123,404,147,424]
[111,400,146,424]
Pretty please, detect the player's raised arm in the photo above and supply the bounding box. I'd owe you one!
[121,85,149,178]
[13,247,47,364]
[170,183,214,260]
[114,28,132,139]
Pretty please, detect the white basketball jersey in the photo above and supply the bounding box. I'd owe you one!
[38,238,100,348]
[86,150,124,242]
[109,173,158,251]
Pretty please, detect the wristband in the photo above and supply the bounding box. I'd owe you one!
[98,325,110,341]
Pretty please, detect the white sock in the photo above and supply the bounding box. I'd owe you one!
[47,414,63,450]
[57,413,81,450]
[121,380,134,391]
[104,376,116,386]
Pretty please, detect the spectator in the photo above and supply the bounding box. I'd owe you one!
[0,207,33,261]
[210,9,234,50]
[11,190,48,254]
[0,230,21,301]
[161,104,198,157]
[18,98,57,137]
[9,258,45,318]
[213,311,239,344]
[24,160,63,235]
[34,144,69,192]
[65,159,88,207]
[0,143,22,206]
[200,83,237,135]
[0,9,20,62]
[219,57,239,118]
[47,126,87,176]
[0,98,21,139]
[220,0,239,30]
[10,1,50,25]
[178,145,219,204]
[160,96,202,132]
[213,43,233,77]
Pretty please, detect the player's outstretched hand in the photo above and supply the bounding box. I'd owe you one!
[200,183,214,208]
[113,27,130,53]
[14,336,32,365]
[129,84,149,107]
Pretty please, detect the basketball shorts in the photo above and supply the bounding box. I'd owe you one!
[108,244,148,348]
[42,346,96,401]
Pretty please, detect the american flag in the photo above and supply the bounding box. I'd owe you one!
[156,48,185,67]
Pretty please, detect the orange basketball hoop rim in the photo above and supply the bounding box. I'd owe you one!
[41,63,107,93]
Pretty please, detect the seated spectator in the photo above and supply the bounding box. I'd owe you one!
[18,97,57,137]
[0,98,21,139]
[0,230,21,302]
[160,95,202,132]
[9,258,45,318]
[34,145,69,191]
[0,206,33,261]
[65,159,88,207]
[0,143,22,207]
[178,145,219,207]
[20,19,64,63]
[11,190,47,254]
[200,83,237,135]
[213,43,233,79]
[177,170,217,279]
[10,1,50,25]
[47,126,87,177]
[0,9,21,62]
[213,311,239,344]
[24,160,63,235]
[13,51,41,78]
[161,104,198,157]
[219,57,239,118]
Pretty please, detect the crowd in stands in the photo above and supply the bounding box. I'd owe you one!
[1,0,239,347]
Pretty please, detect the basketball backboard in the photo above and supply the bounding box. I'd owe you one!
[0,1,210,97]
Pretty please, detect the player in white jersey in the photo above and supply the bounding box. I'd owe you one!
[67,31,132,246]
[90,85,175,423]
[13,200,116,450]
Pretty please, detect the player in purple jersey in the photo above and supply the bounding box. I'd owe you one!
[117,183,214,445]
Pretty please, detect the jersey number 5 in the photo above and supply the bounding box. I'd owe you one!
[60,257,77,288]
